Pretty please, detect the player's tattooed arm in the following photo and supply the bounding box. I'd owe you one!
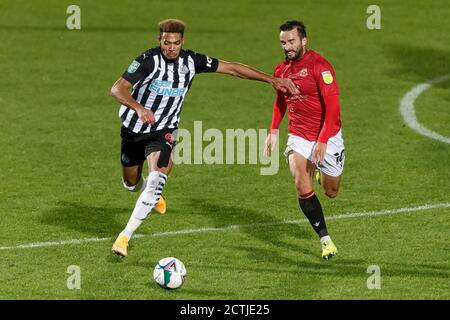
[216,60,299,94]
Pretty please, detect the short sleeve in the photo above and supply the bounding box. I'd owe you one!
[191,52,219,73]
[121,52,154,85]
[313,58,339,97]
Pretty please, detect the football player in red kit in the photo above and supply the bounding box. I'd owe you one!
[264,21,345,260]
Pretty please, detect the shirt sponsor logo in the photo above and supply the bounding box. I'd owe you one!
[149,79,185,97]
[128,60,140,74]
[321,70,333,84]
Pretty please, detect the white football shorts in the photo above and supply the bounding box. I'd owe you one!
[284,129,345,177]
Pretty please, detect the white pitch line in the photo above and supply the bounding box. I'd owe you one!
[0,234,146,251]
[0,202,448,251]
[399,74,450,144]
[151,202,450,237]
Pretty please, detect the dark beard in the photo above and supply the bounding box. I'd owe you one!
[285,48,303,61]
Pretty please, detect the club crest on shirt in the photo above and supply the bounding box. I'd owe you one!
[299,67,308,77]
[321,70,333,84]
[128,60,140,74]
[179,64,189,74]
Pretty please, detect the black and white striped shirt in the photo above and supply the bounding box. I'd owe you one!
[119,47,219,133]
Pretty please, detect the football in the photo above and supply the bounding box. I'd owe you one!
[153,257,187,289]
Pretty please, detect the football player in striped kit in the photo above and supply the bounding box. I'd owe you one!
[111,19,298,257]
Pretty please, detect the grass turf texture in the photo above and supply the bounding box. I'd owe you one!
[0,0,449,299]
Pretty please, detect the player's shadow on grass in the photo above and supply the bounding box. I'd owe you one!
[186,198,315,258]
[188,199,450,280]
[293,260,450,279]
[379,262,450,279]
[208,253,450,281]
[38,201,128,237]
[147,285,234,299]
[387,43,450,88]
[202,255,366,276]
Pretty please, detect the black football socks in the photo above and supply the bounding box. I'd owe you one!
[299,192,329,238]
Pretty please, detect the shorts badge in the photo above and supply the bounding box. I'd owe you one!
[165,133,175,144]
[121,153,130,164]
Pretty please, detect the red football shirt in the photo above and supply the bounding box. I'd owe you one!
[270,50,341,143]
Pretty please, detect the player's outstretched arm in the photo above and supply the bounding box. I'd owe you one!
[216,60,298,94]
[110,78,155,124]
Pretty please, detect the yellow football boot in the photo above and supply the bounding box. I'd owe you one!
[154,196,166,214]
[315,169,321,185]
[321,239,338,260]
[112,234,129,257]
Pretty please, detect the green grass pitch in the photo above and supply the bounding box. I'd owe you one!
[0,0,449,299]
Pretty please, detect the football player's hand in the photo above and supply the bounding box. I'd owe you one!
[264,133,277,157]
[311,142,327,166]
[137,107,155,124]
[272,77,299,95]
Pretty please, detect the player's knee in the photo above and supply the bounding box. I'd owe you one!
[294,179,311,197]
[324,187,339,198]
